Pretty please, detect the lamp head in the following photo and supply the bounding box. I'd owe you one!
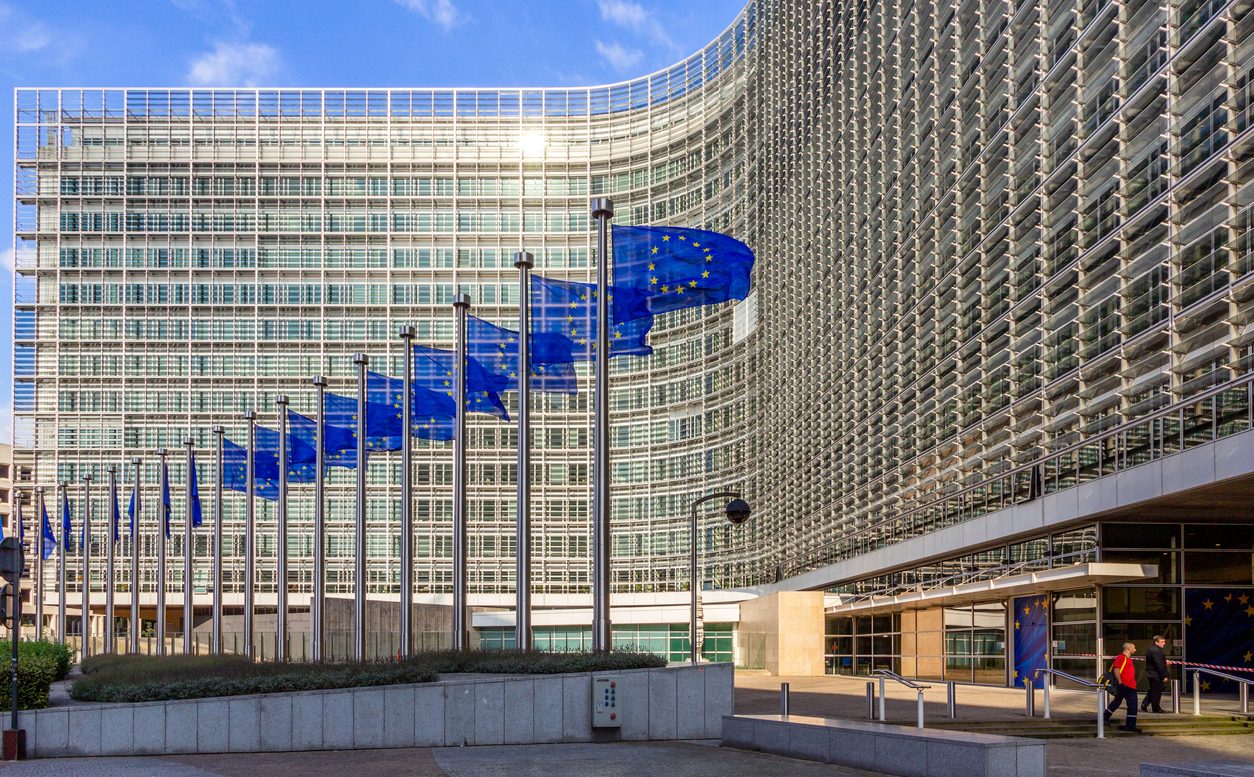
[725,498,751,525]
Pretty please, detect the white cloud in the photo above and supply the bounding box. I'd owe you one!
[0,402,10,446]
[1,248,14,273]
[186,41,281,87]
[595,40,643,71]
[596,0,676,51]
[394,0,464,30]
[0,3,54,53]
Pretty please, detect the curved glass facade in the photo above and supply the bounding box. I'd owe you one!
[12,0,1254,620]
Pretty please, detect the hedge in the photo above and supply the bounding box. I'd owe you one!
[0,653,59,711]
[0,641,74,681]
[72,649,667,703]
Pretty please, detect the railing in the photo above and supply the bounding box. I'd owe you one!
[1033,668,1108,739]
[1188,667,1252,716]
[874,669,931,728]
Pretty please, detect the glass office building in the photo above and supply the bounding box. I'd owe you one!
[12,0,1254,678]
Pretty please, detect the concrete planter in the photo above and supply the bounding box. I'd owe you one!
[16,662,732,758]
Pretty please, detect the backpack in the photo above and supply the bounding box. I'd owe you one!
[1101,655,1125,689]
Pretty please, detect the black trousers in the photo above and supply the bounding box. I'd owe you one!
[1105,685,1139,728]
[1144,675,1165,711]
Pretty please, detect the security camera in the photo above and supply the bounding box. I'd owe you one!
[725,498,751,525]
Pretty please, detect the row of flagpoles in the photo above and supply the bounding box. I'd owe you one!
[6,203,756,660]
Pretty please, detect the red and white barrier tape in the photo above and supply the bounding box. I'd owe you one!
[1055,653,1254,674]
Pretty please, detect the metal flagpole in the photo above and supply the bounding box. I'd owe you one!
[106,466,117,654]
[183,437,195,655]
[156,449,167,656]
[244,411,257,659]
[275,395,290,662]
[129,459,141,654]
[57,481,66,644]
[514,251,534,651]
[212,426,224,655]
[590,197,614,652]
[353,354,369,662]
[81,473,93,658]
[35,487,44,640]
[452,293,470,651]
[311,376,327,661]
[399,327,416,658]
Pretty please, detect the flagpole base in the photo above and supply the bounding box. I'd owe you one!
[4,729,27,760]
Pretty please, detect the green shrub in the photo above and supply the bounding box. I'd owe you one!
[70,648,667,704]
[0,641,73,681]
[0,653,59,711]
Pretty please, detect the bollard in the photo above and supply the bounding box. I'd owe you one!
[1025,682,1035,717]
[878,676,886,721]
[946,681,956,719]
[1241,683,1249,716]
[916,689,925,729]
[1043,680,1051,719]
[1097,687,1106,739]
[1171,677,1180,714]
[866,682,876,720]
[780,683,790,717]
[1193,671,1201,716]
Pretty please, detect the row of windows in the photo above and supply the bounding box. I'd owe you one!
[54,246,590,270]
[56,210,591,234]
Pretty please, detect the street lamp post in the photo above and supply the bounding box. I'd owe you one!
[688,493,751,665]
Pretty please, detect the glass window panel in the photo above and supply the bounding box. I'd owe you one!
[1183,551,1254,585]
[1052,589,1097,622]
[1184,524,1254,550]
[1103,523,1180,549]
[1102,586,1180,619]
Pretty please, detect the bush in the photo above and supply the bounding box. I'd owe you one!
[71,649,667,703]
[0,641,74,681]
[0,653,59,711]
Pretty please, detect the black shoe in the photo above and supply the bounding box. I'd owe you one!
[1139,706,1148,712]
[1151,708,1165,714]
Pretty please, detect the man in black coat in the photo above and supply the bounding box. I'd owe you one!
[1142,635,1169,713]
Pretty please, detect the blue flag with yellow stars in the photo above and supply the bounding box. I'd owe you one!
[530,275,653,360]
[1013,594,1049,688]
[127,473,140,537]
[41,499,56,560]
[61,488,73,550]
[187,451,204,528]
[1185,588,1254,692]
[367,371,459,442]
[411,345,510,421]
[222,439,279,500]
[255,425,318,484]
[110,473,121,542]
[289,410,358,470]
[610,225,754,319]
[160,463,172,539]
[324,390,404,452]
[467,315,578,394]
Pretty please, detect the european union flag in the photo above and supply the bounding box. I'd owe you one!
[61,488,73,551]
[41,500,56,560]
[325,388,407,451]
[222,439,279,500]
[188,452,204,528]
[290,410,358,470]
[611,225,754,318]
[161,463,172,538]
[110,475,121,542]
[367,371,457,442]
[530,275,653,360]
[467,315,578,394]
[127,476,139,537]
[255,426,317,484]
[412,345,510,420]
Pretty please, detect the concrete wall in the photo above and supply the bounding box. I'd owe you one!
[738,591,825,676]
[15,663,732,758]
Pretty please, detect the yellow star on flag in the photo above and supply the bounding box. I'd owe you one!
[651,246,659,254]
[1015,619,1020,630]
[1245,605,1254,617]
[676,286,685,294]
[1203,599,1214,610]
[650,277,658,285]
[648,263,655,271]
[662,235,670,242]
[660,285,669,293]
[702,270,710,278]
[689,280,697,287]
[1239,594,1250,605]
[1245,651,1253,663]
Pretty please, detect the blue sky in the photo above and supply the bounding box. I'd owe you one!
[0,0,746,442]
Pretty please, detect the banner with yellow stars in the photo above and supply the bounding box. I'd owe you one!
[1013,594,1049,688]
[610,224,755,319]
[1185,588,1254,691]
[530,275,653,360]
[467,315,577,394]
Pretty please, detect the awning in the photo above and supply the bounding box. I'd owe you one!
[824,562,1157,615]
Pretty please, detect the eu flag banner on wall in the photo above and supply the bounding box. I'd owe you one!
[324,390,403,452]
[467,315,578,395]
[366,371,458,441]
[611,225,754,319]
[411,345,510,420]
[289,410,358,470]
[530,275,653,359]
[255,426,317,484]
[1013,594,1049,688]
[41,500,56,560]
[223,439,279,500]
[1185,588,1254,692]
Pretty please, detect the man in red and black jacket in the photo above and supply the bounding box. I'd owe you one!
[1104,642,1142,732]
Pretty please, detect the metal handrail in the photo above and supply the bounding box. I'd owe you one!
[873,670,931,728]
[1032,668,1107,738]
[1188,667,1252,715]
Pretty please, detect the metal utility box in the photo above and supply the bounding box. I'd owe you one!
[592,675,621,727]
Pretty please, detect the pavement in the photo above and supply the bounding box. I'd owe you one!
[0,741,887,776]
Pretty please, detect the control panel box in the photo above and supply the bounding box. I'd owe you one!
[592,675,621,728]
